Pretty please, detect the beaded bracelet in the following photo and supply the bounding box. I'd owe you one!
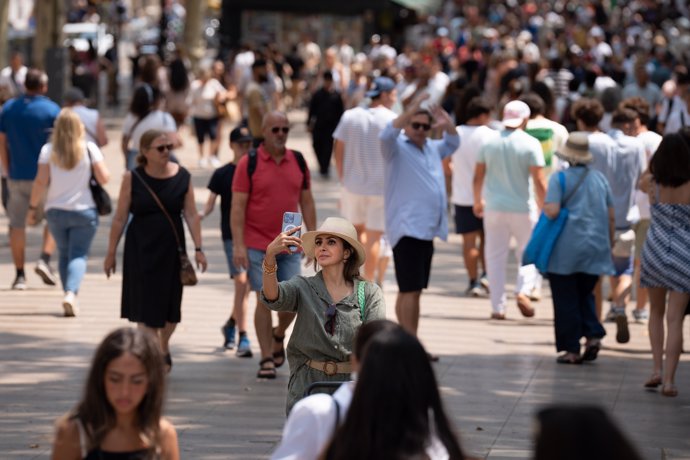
[262,259,278,275]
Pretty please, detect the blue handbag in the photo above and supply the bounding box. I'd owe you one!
[522,169,589,273]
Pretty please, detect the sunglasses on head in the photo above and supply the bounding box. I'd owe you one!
[325,304,337,335]
[271,126,290,134]
[410,122,431,131]
[150,144,174,152]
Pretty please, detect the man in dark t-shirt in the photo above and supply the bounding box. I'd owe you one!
[200,126,253,357]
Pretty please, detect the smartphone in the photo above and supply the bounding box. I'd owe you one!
[281,212,302,252]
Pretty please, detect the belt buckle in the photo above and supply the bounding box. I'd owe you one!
[322,360,338,376]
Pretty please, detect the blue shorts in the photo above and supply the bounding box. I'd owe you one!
[247,248,301,292]
[222,239,246,278]
[612,255,634,276]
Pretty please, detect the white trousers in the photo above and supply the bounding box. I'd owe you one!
[484,210,539,313]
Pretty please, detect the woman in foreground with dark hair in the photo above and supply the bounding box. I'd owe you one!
[320,326,466,460]
[51,327,179,459]
[640,127,690,397]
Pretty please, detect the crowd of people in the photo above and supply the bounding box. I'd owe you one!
[1,0,689,457]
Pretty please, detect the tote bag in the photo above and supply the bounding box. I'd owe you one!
[523,169,589,273]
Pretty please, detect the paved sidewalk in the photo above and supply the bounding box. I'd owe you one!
[0,111,688,459]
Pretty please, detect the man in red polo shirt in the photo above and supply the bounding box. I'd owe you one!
[231,111,317,379]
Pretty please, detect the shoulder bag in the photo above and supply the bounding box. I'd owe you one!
[522,168,590,273]
[85,144,112,215]
[132,169,198,286]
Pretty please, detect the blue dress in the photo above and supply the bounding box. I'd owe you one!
[640,184,690,292]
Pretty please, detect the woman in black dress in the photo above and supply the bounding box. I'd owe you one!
[105,129,207,371]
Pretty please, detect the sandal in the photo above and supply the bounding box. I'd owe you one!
[556,353,583,364]
[164,353,172,373]
[644,374,662,389]
[661,383,678,397]
[272,327,286,368]
[582,339,601,362]
[257,357,277,379]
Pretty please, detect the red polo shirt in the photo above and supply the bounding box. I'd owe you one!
[232,145,310,251]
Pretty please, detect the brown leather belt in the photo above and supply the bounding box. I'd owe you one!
[307,359,352,376]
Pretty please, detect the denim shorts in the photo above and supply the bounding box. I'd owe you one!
[222,239,246,277]
[247,248,301,292]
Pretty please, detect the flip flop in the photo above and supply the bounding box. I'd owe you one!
[257,357,277,379]
[556,353,583,364]
[644,375,662,389]
[272,327,286,368]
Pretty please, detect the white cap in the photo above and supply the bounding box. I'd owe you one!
[502,100,531,128]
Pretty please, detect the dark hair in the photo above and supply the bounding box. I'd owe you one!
[412,109,433,124]
[323,328,465,460]
[168,57,190,92]
[24,69,48,92]
[649,128,690,187]
[455,84,482,125]
[531,81,554,117]
[571,98,604,128]
[465,96,492,120]
[353,319,399,361]
[610,107,637,126]
[619,97,650,125]
[600,86,622,112]
[129,84,157,119]
[71,328,165,455]
[322,70,333,81]
[534,405,644,460]
[138,54,161,87]
[252,59,267,70]
[519,92,545,118]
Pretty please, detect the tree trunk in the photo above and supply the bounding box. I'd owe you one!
[32,0,65,70]
[183,0,207,71]
[0,0,9,68]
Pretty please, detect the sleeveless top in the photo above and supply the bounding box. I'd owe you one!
[76,420,150,460]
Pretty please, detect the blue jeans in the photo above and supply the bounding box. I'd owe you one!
[548,272,606,353]
[247,248,301,292]
[46,208,99,293]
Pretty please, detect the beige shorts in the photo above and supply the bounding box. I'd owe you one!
[633,219,650,260]
[7,179,36,229]
[340,189,385,232]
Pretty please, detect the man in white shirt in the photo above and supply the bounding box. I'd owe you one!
[63,87,108,147]
[0,51,28,98]
[333,77,398,281]
[450,97,498,296]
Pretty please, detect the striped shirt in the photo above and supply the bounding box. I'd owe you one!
[332,105,397,196]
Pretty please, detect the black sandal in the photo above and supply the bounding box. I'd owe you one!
[257,357,277,379]
[272,327,286,368]
[164,353,172,373]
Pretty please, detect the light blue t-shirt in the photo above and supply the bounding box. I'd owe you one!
[546,166,615,276]
[477,129,545,213]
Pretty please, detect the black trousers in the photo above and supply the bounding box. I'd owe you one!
[312,131,334,176]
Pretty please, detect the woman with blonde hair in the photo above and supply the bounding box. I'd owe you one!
[51,327,179,459]
[28,108,110,316]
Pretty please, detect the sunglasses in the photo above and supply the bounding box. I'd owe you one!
[271,126,290,134]
[150,144,174,153]
[325,304,337,335]
[410,122,431,131]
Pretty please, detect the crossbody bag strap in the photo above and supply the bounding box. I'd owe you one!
[85,143,97,181]
[357,280,366,321]
[561,168,589,206]
[131,169,183,251]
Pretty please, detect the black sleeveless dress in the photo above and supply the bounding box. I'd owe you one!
[122,166,190,328]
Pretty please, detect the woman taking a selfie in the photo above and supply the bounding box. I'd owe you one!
[51,327,179,459]
[261,217,385,414]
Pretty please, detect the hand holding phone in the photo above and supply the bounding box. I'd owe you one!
[281,212,302,252]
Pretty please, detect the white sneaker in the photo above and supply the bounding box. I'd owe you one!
[35,259,57,286]
[62,291,78,317]
[198,157,209,169]
[210,156,221,168]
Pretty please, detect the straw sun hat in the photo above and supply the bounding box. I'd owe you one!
[555,131,593,165]
[301,217,366,267]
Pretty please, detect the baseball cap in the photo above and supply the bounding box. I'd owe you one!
[230,126,252,143]
[502,100,531,128]
[365,77,396,98]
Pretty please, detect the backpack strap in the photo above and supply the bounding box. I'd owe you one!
[357,280,366,321]
[247,148,307,194]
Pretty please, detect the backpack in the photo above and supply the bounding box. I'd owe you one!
[247,148,308,193]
